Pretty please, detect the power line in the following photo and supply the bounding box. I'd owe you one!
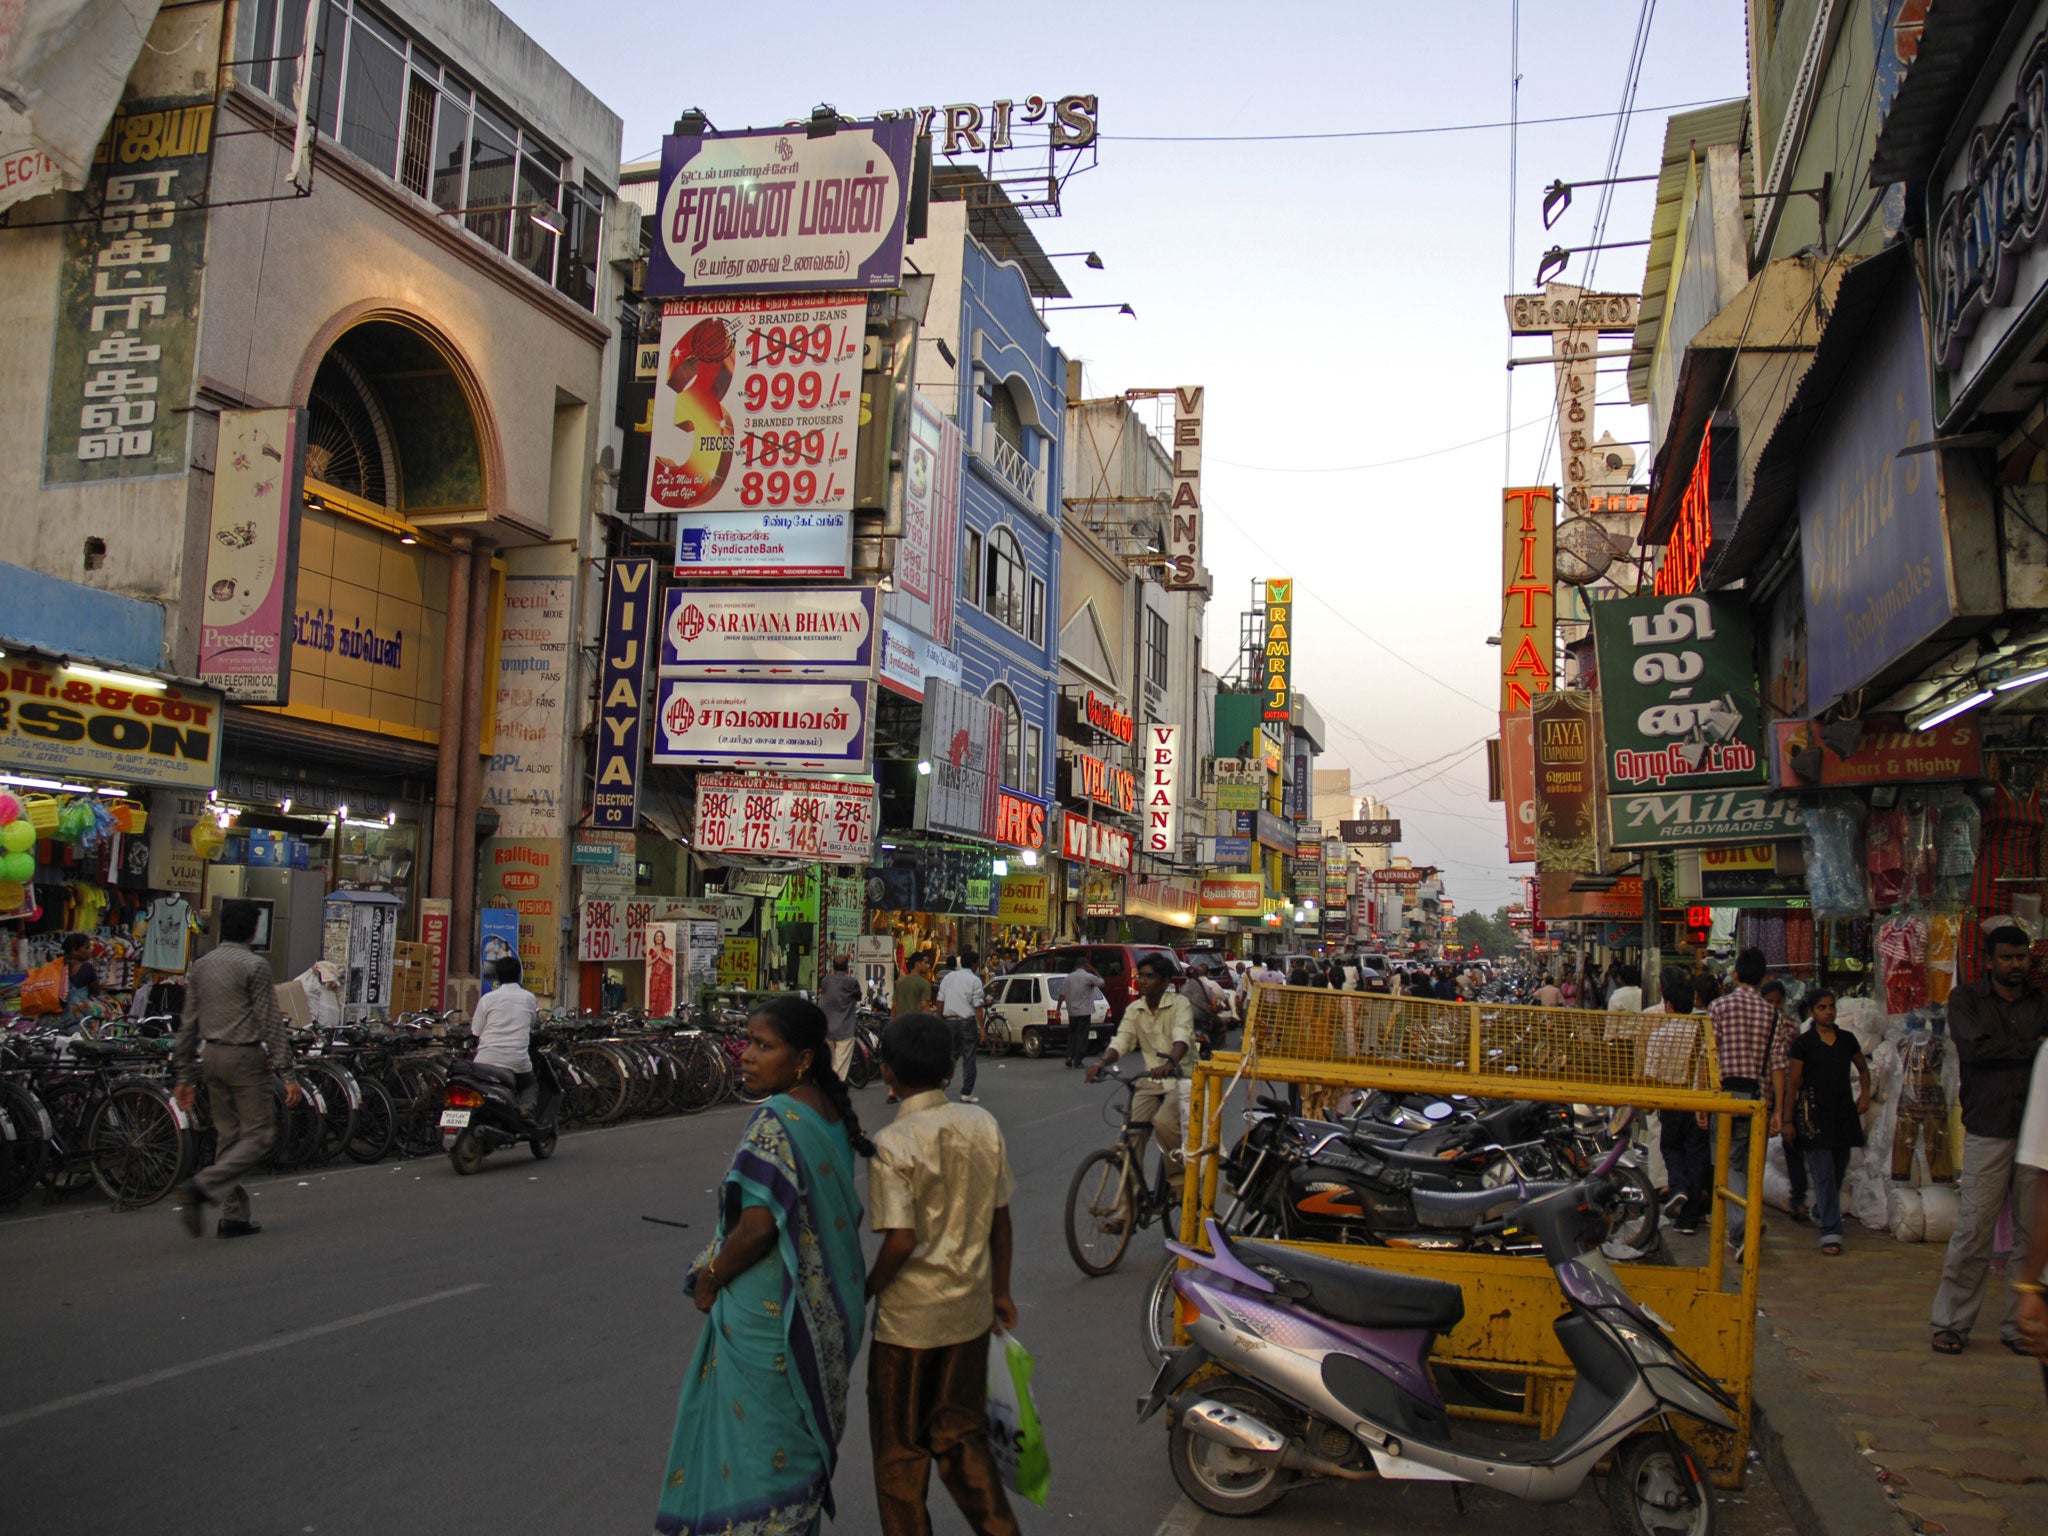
[1106,96,1729,143]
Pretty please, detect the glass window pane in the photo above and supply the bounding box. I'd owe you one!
[238,0,276,96]
[964,529,983,607]
[339,15,405,175]
[1028,575,1045,646]
[555,182,601,309]
[430,86,468,212]
[466,111,517,252]
[397,69,435,197]
[1024,724,1042,791]
[513,151,560,280]
[312,1,345,138]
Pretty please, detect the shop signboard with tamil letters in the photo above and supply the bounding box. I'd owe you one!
[0,655,220,790]
[658,585,877,677]
[1590,593,1766,796]
[645,120,916,298]
[651,678,872,772]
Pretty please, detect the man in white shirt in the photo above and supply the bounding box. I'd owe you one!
[1088,954,1195,1215]
[469,954,539,1110]
[935,951,988,1103]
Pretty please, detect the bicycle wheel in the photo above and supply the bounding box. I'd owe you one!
[1065,1147,1136,1276]
[344,1077,397,1163]
[672,1037,725,1114]
[37,1079,98,1195]
[392,1061,447,1157]
[86,1083,191,1206]
[1143,1255,1182,1366]
[300,1063,358,1166]
[0,1082,51,1203]
[569,1046,630,1124]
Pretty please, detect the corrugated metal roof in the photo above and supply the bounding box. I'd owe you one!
[1868,0,2025,187]
[1628,100,1753,408]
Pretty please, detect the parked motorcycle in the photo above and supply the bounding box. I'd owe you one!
[1143,1113,1732,1533]
[440,1052,563,1173]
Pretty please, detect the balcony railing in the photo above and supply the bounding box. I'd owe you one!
[987,432,1039,504]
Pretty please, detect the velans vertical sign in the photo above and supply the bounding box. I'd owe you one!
[593,559,654,830]
[1167,386,1203,588]
[1263,578,1293,722]
[1144,724,1180,855]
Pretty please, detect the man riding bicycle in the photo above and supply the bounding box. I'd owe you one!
[1086,953,1194,1220]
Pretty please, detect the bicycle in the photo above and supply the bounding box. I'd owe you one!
[1064,1060,1187,1277]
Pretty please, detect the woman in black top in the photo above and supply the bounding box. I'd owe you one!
[1787,989,1873,1254]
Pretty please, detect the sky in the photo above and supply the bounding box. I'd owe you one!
[497,0,1751,917]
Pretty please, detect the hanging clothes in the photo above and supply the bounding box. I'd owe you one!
[1962,769,2044,984]
[141,895,192,974]
[1877,914,1929,1014]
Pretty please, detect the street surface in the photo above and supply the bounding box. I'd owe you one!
[3,1057,1797,1535]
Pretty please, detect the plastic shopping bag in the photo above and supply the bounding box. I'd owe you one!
[985,1327,1050,1506]
[20,959,63,1016]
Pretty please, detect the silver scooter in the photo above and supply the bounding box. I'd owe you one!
[1139,1113,1735,1534]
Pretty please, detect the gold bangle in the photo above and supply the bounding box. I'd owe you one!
[2013,1280,2047,1296]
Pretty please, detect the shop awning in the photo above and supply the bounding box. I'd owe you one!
[1627,99,1752,408]
[1639,255,1847,549]
[1868,0,2024,188]
[1700,246,1906,588]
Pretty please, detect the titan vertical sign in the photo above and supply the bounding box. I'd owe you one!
[1501,487,1556,712]
[1167,386,1204,588]
[1144,723,1181,855]
[594,559,654,829]
[1263,578,1293,722]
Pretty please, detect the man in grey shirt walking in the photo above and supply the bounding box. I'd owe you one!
[172,901,298,1239]
[1060,957,1107,1070]
[818,954,864,1082]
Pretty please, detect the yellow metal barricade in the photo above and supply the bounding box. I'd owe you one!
[1178,984,1767,1488]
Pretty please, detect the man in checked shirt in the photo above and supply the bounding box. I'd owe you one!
[172,901,300,1239]
[1707,947,1791,1258]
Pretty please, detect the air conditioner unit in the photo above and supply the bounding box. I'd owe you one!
[606,205,647,272]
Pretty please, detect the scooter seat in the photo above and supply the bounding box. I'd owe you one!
[1409,1183,1523,1229]
[1234,1239,1465,1332]
[453,1060,516,1090]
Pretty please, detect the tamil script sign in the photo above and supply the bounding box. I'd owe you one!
[651,678,872,772]
[693,771,875,865]
[647,120,915,297]
[875,616,961,702]
[659,584,877,677]
[1197,874,1263,916]
[1590,593,1764,794]
[1340,819,1400,843]
[674,508,852,579]
[0,654,220,790]
[1605,787,1805,851]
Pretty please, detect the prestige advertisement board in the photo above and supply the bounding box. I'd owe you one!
[199,408,304,703]
[646,120,915,298]
[648,294,863,520]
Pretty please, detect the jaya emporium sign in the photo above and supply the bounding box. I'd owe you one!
[1590,594,1764,793]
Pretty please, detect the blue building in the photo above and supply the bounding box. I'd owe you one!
[908,187,1066,804]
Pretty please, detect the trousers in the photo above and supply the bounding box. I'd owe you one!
[1804,1145,1852,1244]
[195,1044,276,1223]
[1721,1087,1764,1247]
[947,1017,978,1096]
[869,1335,1019,1536]
[830,1036,856,1082]
[1895,1106,1956,1181]
[1064,1007,1091,1067]
[1131,1078,1186,1208]
[1659,1110,1711,1214]
[1931,1133,2044,1343]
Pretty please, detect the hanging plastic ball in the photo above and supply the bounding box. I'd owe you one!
[0,820,33,854]
[189,819,224,858]
[0,792,20,825]
[0,850,34,884]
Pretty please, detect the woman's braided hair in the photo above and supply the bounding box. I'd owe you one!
[750,994,874,1157]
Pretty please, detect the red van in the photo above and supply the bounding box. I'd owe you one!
[1007,943,1180,1025]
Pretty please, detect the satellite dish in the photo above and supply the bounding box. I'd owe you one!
[1555,516,1621,586]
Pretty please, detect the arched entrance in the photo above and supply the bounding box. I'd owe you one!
[305,320,488,517]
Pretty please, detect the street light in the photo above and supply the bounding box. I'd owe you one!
[1047,251,1105,269]
[1042,303,1135,318]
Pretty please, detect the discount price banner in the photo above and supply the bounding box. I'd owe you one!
[694,772,876,865]
[648,293,863,519]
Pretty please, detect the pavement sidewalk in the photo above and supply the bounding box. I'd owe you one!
[1754,1225,2048,1536]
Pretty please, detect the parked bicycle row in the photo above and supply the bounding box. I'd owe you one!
[0,1000,899,1212]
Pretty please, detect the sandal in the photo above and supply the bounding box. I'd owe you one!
[1821,1240,1842,1255]
[1932,1329,1965,1355]
[2002,1337,2030,1356]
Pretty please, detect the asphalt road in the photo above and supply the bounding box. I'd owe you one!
[1,1054,1798,1535]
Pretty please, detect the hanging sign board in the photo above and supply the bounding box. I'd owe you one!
[1604,787,1806,851]
[692,771,876,865]
[651,679,871,771]
[1501,487,1556,713]
[1590,593,1765,794]
[593,558,655,830]
[199,407,305,703]
[659,584,877,677]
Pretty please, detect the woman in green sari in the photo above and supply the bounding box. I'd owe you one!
[655,996,873,1536]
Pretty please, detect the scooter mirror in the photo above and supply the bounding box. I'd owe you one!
[1423,1101,1453,1121]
